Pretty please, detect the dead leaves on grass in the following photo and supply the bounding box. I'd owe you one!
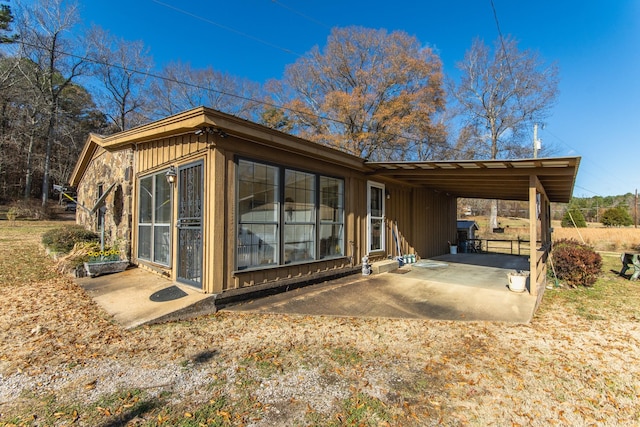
[2,223,640,425]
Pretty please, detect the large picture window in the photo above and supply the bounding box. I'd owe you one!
[236,159,345,270]
[138,171,172,266]
[368,181,385,253]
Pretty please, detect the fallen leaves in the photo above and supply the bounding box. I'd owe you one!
[2,223,640,425]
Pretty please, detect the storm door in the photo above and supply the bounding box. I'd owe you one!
[176,161,204,287]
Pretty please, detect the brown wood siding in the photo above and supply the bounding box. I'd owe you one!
[130,132,458,294]
[366,184,457,262]
[232,258,353,289]
[136,133,209,173]
[347,176,367,264]
[385,185,414,259]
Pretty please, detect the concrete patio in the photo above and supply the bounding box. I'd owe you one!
[224,253,536,322]
[75,253,537,328]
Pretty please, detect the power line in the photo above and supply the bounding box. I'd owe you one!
[573,185,604,197]
[150,0,303,57]
[16,39,459,158]
[489,0,519,102]
[14,33,562,164]
[542,127,627,188]
[270,0,331,30]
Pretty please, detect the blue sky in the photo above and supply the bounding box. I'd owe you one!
[71,1,640,197]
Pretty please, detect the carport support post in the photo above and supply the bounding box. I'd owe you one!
[529,176,538,297]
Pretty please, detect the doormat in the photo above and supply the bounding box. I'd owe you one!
[390,268,411,274]
[150,286,188,302]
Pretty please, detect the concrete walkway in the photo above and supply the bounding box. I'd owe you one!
[76,267,215,329]
[75,253,537,328]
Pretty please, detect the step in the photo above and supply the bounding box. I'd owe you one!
[371,259,399,274]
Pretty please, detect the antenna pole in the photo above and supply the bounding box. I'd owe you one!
[533,123,541,158]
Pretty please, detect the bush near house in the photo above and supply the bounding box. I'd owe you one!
[552,238,602,288]
[41,224,99,253]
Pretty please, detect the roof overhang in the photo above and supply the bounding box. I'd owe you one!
[366,157,581,203]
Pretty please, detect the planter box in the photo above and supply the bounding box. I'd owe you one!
[84,260,129,277]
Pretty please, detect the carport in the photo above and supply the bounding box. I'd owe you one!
[366,157,580,306]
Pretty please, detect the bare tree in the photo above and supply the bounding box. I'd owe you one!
[450,36,559,228]
[147,61,262,121]
[267,26,446,161]
[87,26,153,132]
[15,0,87,205]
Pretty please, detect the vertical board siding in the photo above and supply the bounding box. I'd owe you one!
[136,134,208,173]
[411,188,457,259]
[232,258,352,289]
[132,133,458,294]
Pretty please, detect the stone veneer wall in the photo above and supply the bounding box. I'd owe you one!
[76,147,134,260]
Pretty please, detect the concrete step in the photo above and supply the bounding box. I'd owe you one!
[371,259,399,274]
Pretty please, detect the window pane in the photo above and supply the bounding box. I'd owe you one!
[138,171,172,266]
[320,223,343,258]
[370,186,383,218]
[153,225,171,264]
[370,218,382,251]
[139,177,153,223]
[320,177,344,222]
[237,224,278,269]
[138,224,151,260]
[238,160,278,223]
[284,224,315,263]
[285,170,315,223]
[155,176,172,223]
[237,159,280,269]
[320,177,344,258]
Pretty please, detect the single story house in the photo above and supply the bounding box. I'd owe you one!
[69,107,580,303]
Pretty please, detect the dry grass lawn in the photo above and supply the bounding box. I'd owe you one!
[0,220,639,426]
[553,226,640,252]
[470,215,640,252]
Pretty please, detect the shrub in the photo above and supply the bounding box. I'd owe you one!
[601,207,633,227]
[552,238,602,288]
[561,208,586,228]
[42,224,99,253]
[7,199,52,220]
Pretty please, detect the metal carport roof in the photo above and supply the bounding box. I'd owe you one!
[366,157,580,203]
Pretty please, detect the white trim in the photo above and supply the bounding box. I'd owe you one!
[367,181,385,254]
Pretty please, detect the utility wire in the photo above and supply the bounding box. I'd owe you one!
[542,127,627,191]
[151,0,303,57]
[270,0,331,29]
[16,39,460,158]
[489,0,535,152]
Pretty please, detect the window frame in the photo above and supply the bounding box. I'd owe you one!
[235,157,345,271]
[237,159,280,270]
[319,176,345,260]
[137,169,173,267]
[283,169,316,264]
[367,181,385,254]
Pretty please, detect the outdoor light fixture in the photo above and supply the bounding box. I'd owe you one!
[165,166,177,185]
[194,127,227,138]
